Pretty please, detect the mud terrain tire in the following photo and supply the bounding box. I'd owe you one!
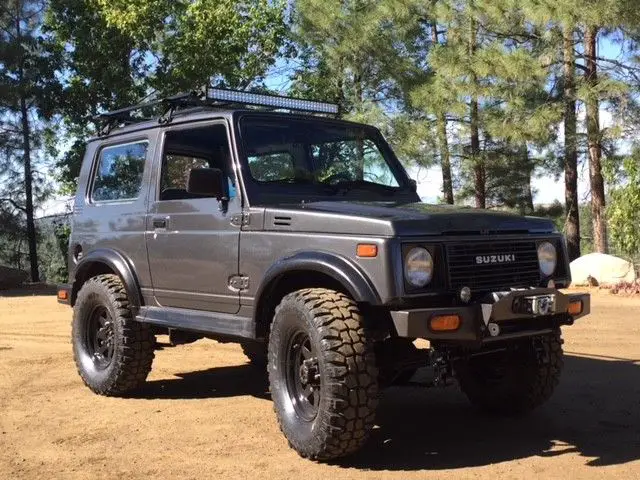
[268,288,379,460]
[455,330,564,415]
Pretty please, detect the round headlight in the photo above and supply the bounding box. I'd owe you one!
[537,241,557,277]
[404,247,434,287]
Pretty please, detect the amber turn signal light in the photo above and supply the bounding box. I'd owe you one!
[430,314,461,331]
[57,290,68,301]
[567,300,582,315]
[356,244,378,258]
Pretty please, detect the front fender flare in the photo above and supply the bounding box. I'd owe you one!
[255,250,381,308]
[71,248,142,312]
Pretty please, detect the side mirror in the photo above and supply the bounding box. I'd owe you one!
[187,168,225,200]
[409,178,418,192]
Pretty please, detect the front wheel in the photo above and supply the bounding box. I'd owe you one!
[454,330,564,415]
[268,288,379,460]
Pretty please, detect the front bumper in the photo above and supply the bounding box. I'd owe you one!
[390,289,590,344]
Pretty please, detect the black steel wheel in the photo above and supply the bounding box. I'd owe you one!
[268,288,379,460]
[72,274,155,396]
[285,330,321,421]
[84,305,115,369]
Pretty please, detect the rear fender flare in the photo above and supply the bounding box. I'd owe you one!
[71,248,142,312]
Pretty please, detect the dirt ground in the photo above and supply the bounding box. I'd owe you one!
[1,289,639,480]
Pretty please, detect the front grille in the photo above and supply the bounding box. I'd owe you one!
[446,240,541,292]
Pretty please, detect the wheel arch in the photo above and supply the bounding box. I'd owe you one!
[71,248,143,313]
[252,251,381,338]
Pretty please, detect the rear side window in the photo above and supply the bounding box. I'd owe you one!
[92,142,148,202]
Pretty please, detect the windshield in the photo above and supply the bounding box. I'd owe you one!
[238,115,413,202]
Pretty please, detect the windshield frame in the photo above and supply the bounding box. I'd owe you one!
[234,112,417,205]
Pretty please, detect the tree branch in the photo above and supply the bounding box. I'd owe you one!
[0,198,26,213]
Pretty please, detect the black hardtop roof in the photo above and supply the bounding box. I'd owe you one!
[88,107,377,143]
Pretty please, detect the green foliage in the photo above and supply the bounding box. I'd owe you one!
[290,1,435,168]
[46,0,288,190]
[94,0,288,92]
[606,150,640,256]
[37,217,70,284]
[533,201,565,232]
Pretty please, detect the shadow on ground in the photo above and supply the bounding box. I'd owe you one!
[135,364,270,400]
[135,354,640,471]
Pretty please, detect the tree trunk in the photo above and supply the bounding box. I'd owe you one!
[563,26,580,261]
[584,25,607,253]
[15,0,39,282]
[19,95,38,282]
[469,20,484,209]
[522,145,534,214]
[431,21,454,204]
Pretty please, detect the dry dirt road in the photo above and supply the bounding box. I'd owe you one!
[1,289,639,480]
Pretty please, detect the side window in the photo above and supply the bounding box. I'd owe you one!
[92,142,147,202]
[162,154,209,191]
[247,152,295,182]
[159,125,236,201]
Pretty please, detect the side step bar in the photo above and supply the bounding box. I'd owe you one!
[136,306,254,340]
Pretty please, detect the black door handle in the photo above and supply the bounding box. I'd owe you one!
[152,218,167,229]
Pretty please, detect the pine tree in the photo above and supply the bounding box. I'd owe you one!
[1,0,60,281]
[291,0,439,173]
[430,19,454,204]
[423,1,559,209]
[563,24,580,261]
[584,25,607,253]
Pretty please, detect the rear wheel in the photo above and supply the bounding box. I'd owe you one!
[72,274,154,396]
[454,330,564,415]
[268,288,379,460]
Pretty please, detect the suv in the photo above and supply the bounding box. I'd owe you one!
[58,88,590,461]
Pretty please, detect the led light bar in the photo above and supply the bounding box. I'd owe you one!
[206,87,339,114]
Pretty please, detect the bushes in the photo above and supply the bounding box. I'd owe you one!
[607,155,640,259]
[37,216,70,284]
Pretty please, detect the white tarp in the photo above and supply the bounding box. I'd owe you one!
[570,252,637,286]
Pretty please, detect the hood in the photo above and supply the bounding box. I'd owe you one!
[262,201,556,236]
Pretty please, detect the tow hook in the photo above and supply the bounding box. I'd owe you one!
[429,350,452,387]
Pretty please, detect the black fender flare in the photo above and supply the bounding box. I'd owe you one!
[71,248,143,312]
[254,250,381,318]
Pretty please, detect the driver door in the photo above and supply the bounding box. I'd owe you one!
[145,121,241,313]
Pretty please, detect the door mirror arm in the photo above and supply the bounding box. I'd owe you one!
[218,196,229,214]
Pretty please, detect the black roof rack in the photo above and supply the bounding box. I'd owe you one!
[94,88,340,136]
[94,92,205,135]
